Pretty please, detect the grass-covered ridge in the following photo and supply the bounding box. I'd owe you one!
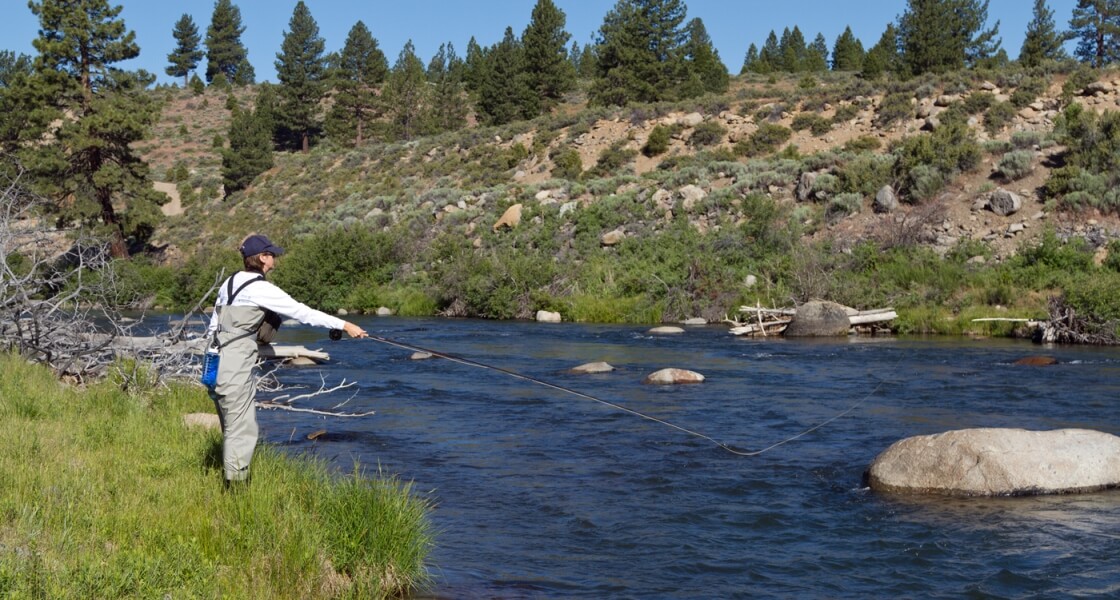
[136,66,1120,329]
[0,354,433,599]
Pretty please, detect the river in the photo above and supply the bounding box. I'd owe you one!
[256,318,1120,599]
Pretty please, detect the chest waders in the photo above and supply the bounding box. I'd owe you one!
[208,275,274,483]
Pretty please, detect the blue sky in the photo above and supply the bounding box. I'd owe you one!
[1,0,1080,84]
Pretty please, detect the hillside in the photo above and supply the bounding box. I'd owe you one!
[139,69,1120,323]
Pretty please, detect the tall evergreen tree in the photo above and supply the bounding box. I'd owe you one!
[429,42,467,133]
[1069,0,1120,67]
[1020,0,1067,66]
[569,40,583,73]
[590,0,688,106]
[832,26,865,71]
[806,33,830,71]
[205,0,250,84]
[222,105,273,194]
[862,23,901,78]
[754,30,780,74]
[0,51,33,88]
[274,1,326,153]
[578,42,598,77]
[478,27,534,124]
[382,40,428,140]
[899,0,1001,75]
[740,43,759,75]
[778,26,807,72]
[463,36,487,92]
[19,0,163,258]
[166,14,203,87]
[522,0,576,114]
[680,17,728,94]
[326,20,386,146]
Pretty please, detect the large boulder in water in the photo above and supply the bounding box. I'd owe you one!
[643,368,705,385]
[784,301,851,337]
[865,428,1120,496]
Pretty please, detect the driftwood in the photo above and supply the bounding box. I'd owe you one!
[1034,296,1120,345]
[727,304,897,337]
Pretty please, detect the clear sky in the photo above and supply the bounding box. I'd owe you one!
[0,0,1081,84]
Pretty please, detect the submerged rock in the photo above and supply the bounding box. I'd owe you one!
[1013,356,1058,366]
[866,428,1120,496]
[569,361,615,374]
[648,326,685,334]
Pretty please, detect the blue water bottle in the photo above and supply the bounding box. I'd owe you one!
[201,347,220,388]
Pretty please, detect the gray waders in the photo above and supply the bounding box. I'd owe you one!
[209,295,269,482]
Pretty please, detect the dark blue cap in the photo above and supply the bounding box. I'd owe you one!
[240,234,285,258]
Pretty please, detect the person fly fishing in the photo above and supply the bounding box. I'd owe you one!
[204,234,368,487]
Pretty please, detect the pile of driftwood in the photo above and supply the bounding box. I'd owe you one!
[726,303,897,337]
[1034,295,1120,345]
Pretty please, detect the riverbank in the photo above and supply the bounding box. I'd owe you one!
[0,353,433,599]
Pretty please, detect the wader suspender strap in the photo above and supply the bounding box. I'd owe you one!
[213,275,265,350]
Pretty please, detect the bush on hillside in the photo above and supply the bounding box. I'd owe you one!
[998,150,1034,182]
[689,121,726,148]
[733,123,791,157]
[643,124,670,156]
[875,92,913,128]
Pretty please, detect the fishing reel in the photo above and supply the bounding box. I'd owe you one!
[329,328,343,341]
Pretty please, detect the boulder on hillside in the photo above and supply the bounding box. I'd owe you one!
[866,428,1120,496]
[643,368,705,385]
[989,188,1022,217]
[493,203,523,231]
[784,301,851,337]
[796,172,818,202]
[874,185,898,213]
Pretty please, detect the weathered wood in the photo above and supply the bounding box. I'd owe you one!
[849,311,898,325]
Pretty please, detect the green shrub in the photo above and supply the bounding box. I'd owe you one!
[689,120,726,148]
[271,227,404,313]
[984,101,1016,135]
[586,140,637,178]
[1010,130,1044,149]
[791,113,831,136]
[843,135,881,153]
[733,123,791,157]
[1010,76,1047,108]
[875,92,914,128]
[997,150,1034,181]
[892,121,981,201]
[836,153,895,196]
[643,124,671,156]
[550,147,583,180]
[1104,240,1120,273]
[825,192,862,224]
[961,91,995,114]
[832,104,860,123]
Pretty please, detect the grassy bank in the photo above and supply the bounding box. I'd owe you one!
[0,354,433,599]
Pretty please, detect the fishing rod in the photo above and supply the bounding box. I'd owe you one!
[330,329,882,457]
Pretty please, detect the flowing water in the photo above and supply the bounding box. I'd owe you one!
[260,318,1120,599]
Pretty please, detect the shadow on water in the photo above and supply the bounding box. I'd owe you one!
[255,318,1120,599]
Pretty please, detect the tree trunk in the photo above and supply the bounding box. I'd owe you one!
[302,131,309,153]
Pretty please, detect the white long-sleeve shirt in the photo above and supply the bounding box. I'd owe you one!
[205,271,347,337]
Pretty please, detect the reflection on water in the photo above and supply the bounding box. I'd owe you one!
[261,318,1120,599]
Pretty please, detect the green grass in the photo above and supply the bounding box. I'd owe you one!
[0,354,433,599]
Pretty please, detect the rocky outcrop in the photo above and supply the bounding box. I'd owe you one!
[873,185,898,213]
[989,188,1022,217]
[784,301,851,337]
[643,368,705,384]
[493,203,523,231]
[866,428,1120,496]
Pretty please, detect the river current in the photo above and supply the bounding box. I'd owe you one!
[256,318,1120,599]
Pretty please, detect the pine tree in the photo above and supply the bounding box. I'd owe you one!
[806,33,830,72]
[522,0,576,114]
[382,40,428,140]
[274,1,325,153]
[590,0,688,106]
[740,43,759,75]
[222,105,273,194]
[899,0,1002,75]
[680,17,728,95]
[326,20,386,146]
[778,26,807,72]
[863,23,901,79]
[429,42,467,133]
[463,36,487,93]
[0,51,33,88]
[831,26,865,71]
[166,14,203,87]
[1069,0,1120,67]
[21,0,163,258]
[478,27,534,124]
[1020,0,1067,67]
[205,0,250,84]
[569,40,583,73]
[578,42,598,77]
[755,30,780,74]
